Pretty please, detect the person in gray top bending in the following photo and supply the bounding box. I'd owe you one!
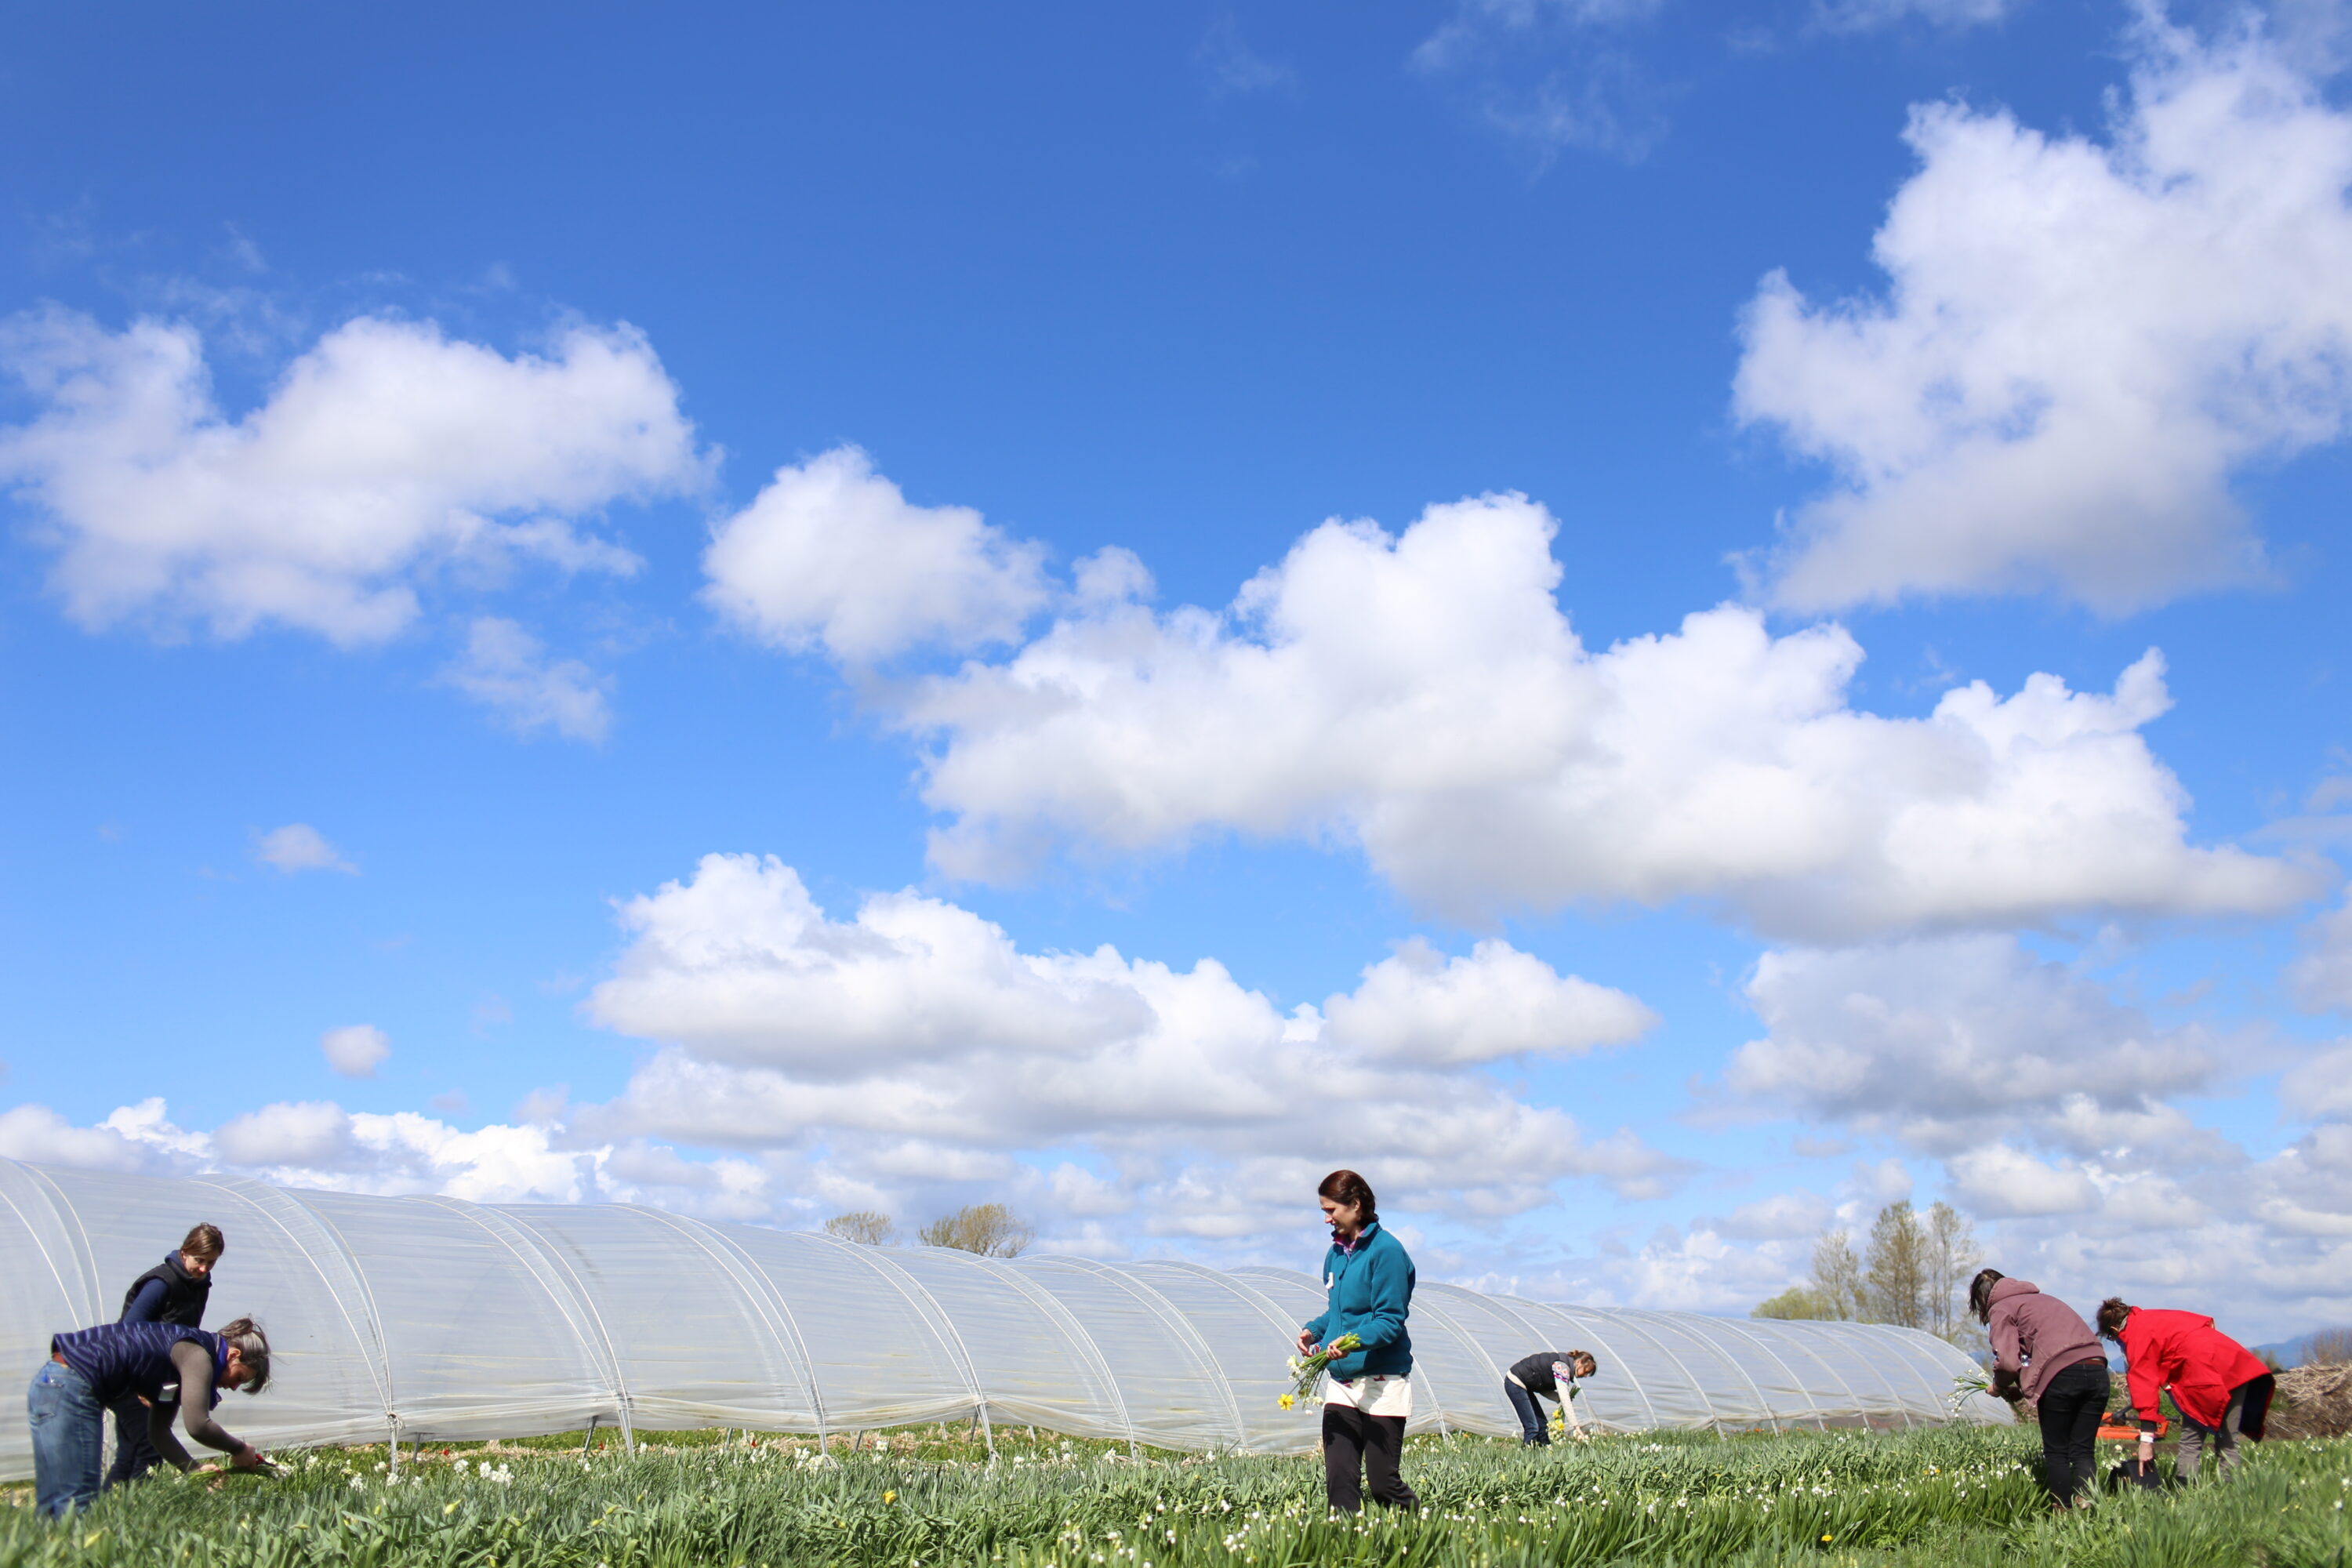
[27,1317,272,1517]
[1504,1349,1597,1444]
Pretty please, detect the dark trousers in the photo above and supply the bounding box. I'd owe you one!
[1322,1403,1417,1514]
[1503,1378,1550,1445]
[106,1396,160,1486]
[2035,1359,2108,1504]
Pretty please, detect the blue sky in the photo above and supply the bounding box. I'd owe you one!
[3,1,2350,1340]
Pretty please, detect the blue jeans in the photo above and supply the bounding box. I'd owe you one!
[1504,1377,1550,1445]
[28,1359,104,1518]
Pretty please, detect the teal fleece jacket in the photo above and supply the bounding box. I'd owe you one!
[1301,1220,1415,1381]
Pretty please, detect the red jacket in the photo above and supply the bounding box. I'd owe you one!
[2117,1308,2270,1431]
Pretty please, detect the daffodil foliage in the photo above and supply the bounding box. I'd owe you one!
[4,1425,2349,1566]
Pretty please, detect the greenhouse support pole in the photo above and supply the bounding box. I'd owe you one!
[968,1404,996,1461]
[583,1414,598,1452]
[387,1417,401,1474]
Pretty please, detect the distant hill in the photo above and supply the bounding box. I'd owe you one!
[2255,1328,2352,1369]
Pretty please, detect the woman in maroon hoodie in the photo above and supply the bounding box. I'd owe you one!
[2096,1299,2273,1482]
[1969,1270,2110,1508]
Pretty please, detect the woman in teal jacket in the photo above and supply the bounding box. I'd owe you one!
[1297,1169,1418,1512]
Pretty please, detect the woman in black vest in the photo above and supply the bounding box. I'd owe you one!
[1504,1349,1596,1444]
[106,1223,223,1486]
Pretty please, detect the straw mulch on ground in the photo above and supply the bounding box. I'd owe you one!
[2267,1363,2352,1440]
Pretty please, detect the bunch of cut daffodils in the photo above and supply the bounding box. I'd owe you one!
[1278,1333,1363,1409]
[1549,1381,1585,1439]
[1946,1369,1993,1416]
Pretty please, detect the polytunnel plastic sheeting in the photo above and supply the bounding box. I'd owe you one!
[729,1229,981,1436]
[294,1192,613,1441]
[878,1245,1132,1441]
[0,1160,2008,1479]
[1106,1262,1302,1453]
[1226,1270,2010,1437]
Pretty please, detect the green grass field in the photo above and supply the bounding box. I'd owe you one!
[4,1424,2347,1566]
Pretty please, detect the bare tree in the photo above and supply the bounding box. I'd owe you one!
[2306,1328,2352,1367]
[823,1210,896,1246]
[1758,1210,1958,1324]
[918,1203,1033,1258]
[1924,1201,1982,1344]
[1864,1202,1928,1330]
[1809,1229,1865,1321]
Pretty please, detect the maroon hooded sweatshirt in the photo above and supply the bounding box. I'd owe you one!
[1986,1278,2106,1403]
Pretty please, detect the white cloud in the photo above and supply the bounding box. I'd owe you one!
[441,617,612,743]
[319,1024,391,1079]
[583,852,1683,1224]
[895,492,2308,938]
[1416,0,1666,69]
[1736,25,2352,612]
[1321,937,1657,1065]
[1710,1189,1834,1240]
[1946,1143,2101,1217]
[1811,0,2009,34]
[0,1102,153,1171]
[0,1094,765,1214]
[1410,2,1668,164]
[2281,1042,2352,1120]
[1693,938,2352,1331]
[1196,16,1294,96]
[0,310,702,644]
[2289,891,2352,1011]
[1659,927,2352,1334]
[1726,935,2224,1158]
[590,854,1153,1073]
[702,446,1050,664]
[216,1099,354,1166]
[254,822,355,875]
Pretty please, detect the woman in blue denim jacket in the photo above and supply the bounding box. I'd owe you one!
[1297,1169,1418,1512]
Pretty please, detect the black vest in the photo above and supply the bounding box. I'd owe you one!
[121,1253,210,1327]
[1508,1351,1573,1396]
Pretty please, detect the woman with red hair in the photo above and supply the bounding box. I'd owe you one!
[2097,1298,2274,1482]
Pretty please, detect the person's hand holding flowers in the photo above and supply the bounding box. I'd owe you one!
[1279,1332,1363,1408]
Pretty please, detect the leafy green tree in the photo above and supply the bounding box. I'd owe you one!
[1752,1286,1838,1320]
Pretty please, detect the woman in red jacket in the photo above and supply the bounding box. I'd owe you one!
[2096,1299,2274,1481]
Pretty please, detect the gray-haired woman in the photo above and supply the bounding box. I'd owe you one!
[27,1316,272,1516]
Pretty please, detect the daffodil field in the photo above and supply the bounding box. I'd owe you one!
[5,1425,2350,1568]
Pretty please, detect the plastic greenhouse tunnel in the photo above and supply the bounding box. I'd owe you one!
[0,1159,2009,1477]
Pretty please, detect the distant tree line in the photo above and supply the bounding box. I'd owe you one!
[822,1202,1033,1258]
[1753,1200,1982,1348]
